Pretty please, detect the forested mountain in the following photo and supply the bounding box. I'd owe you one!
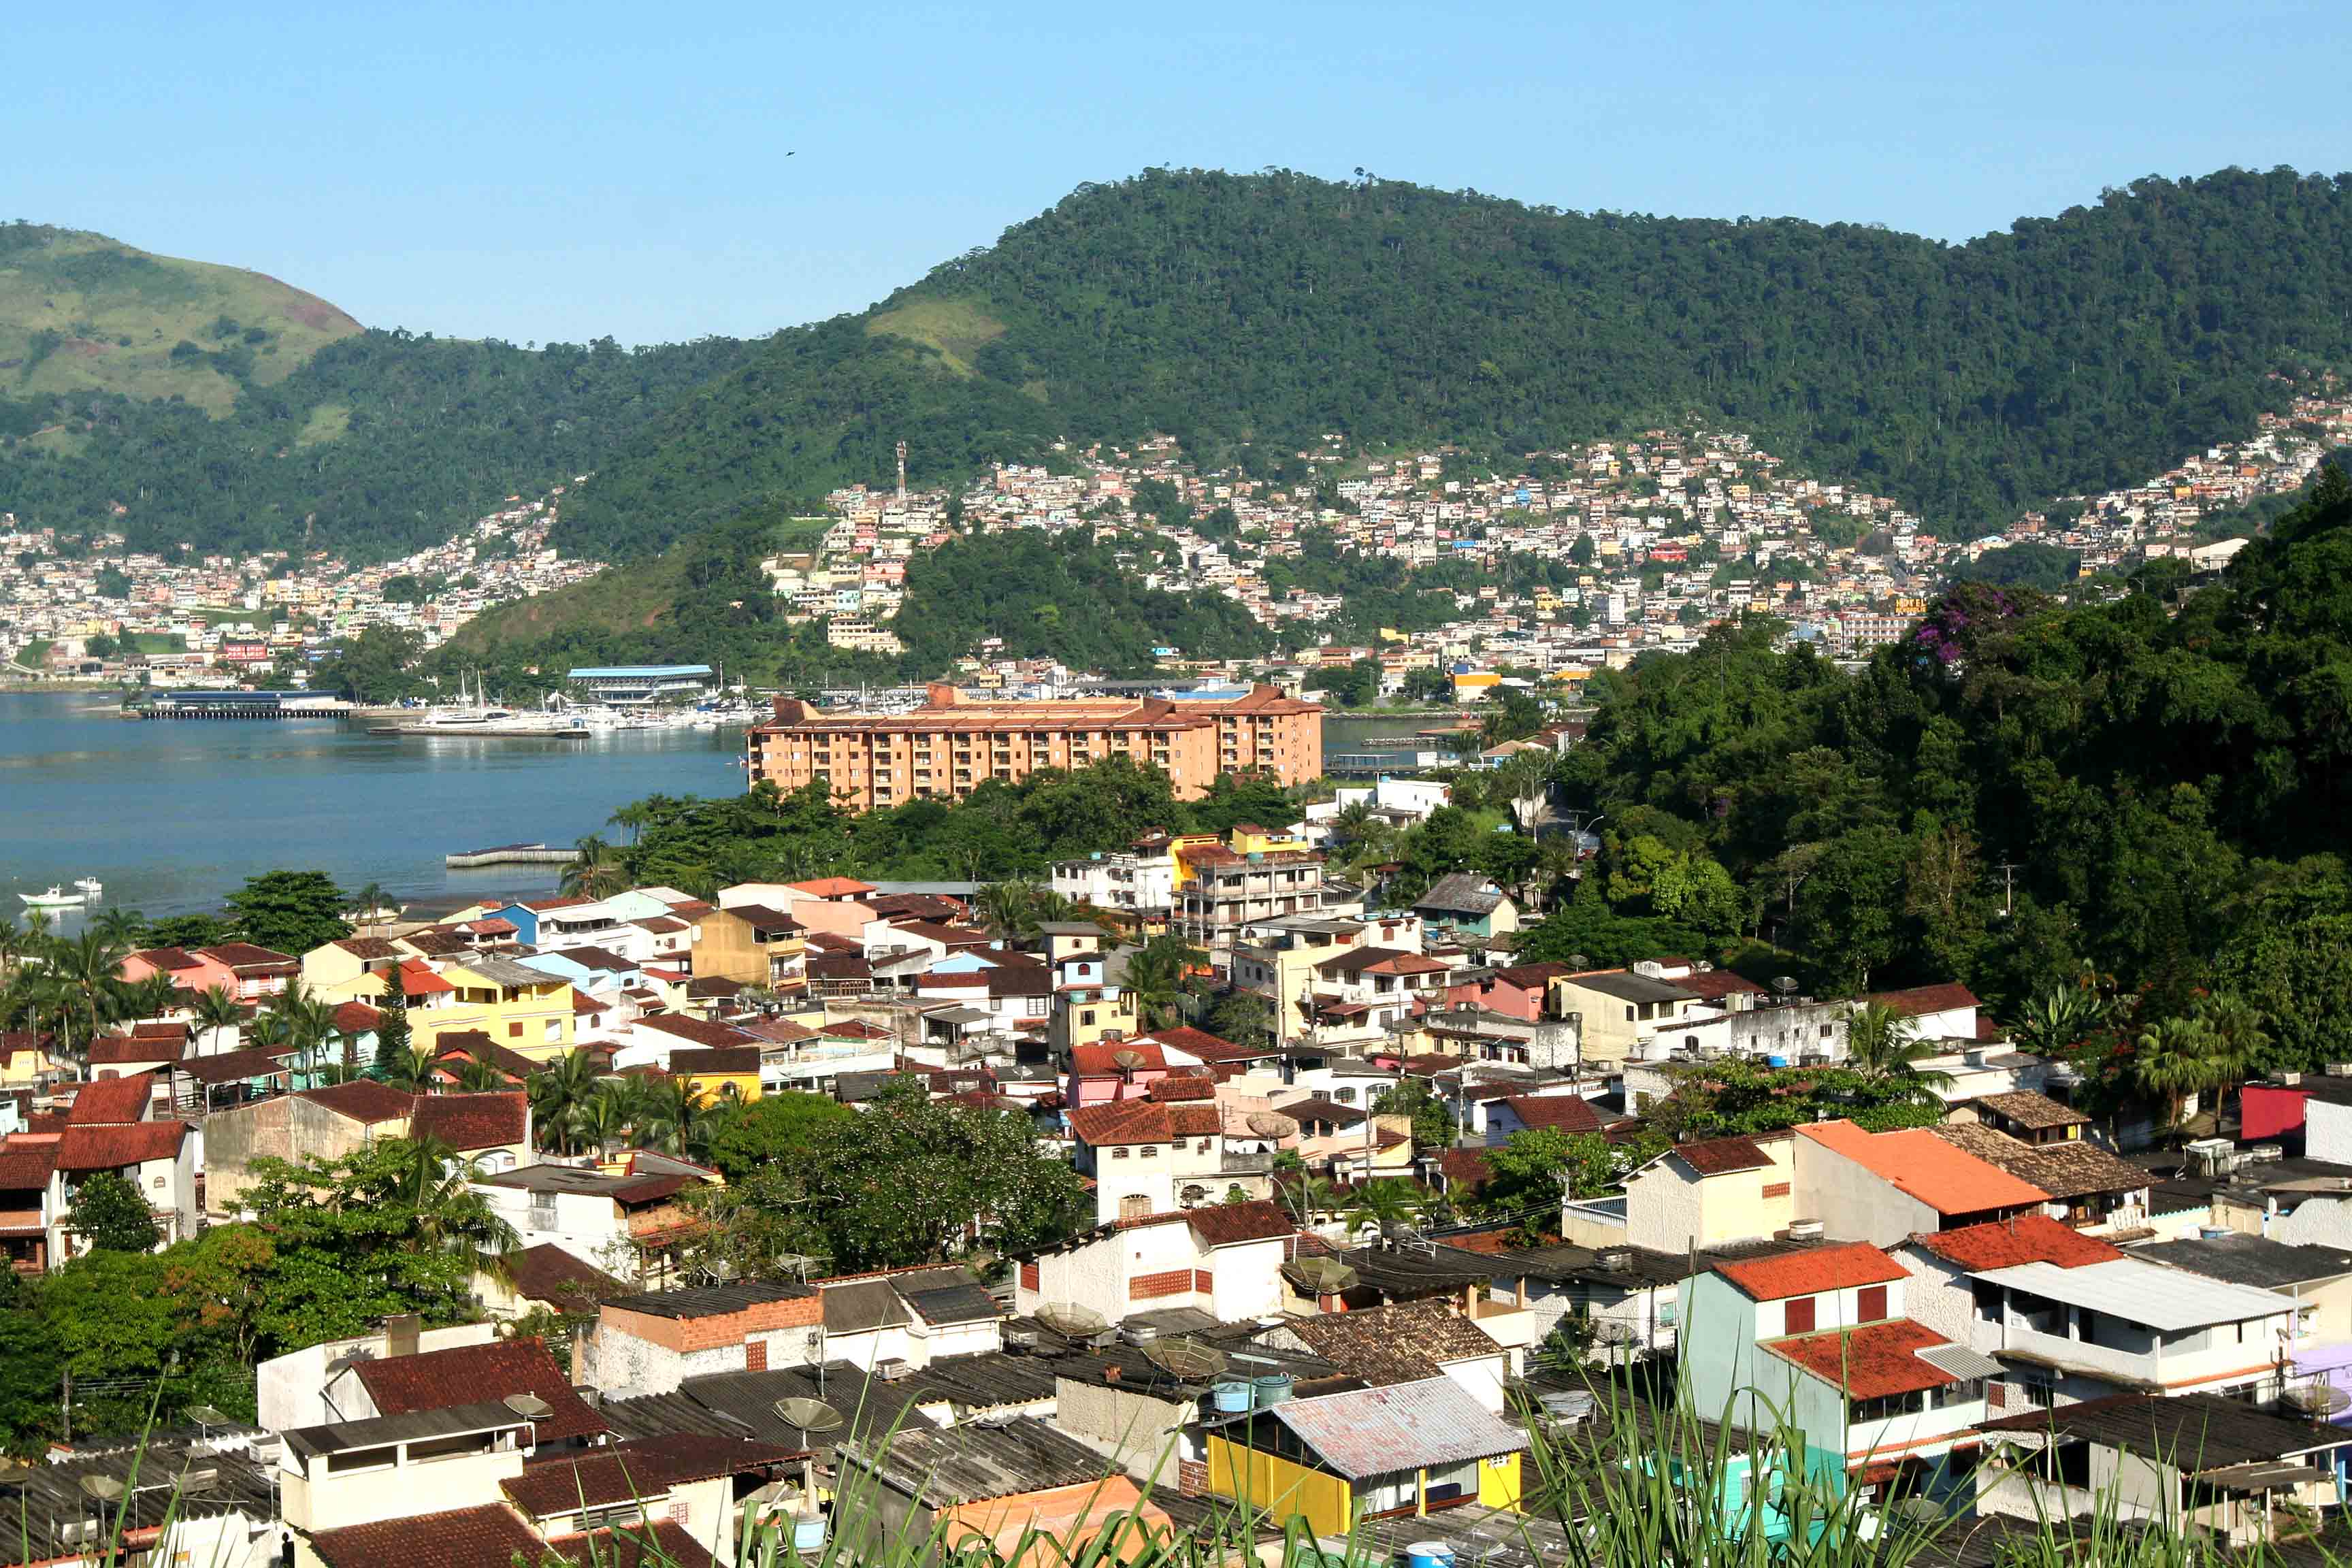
[552,165,2352,564]
[1554,467,2352,1080]
[0,329,758,559]
[0,222,359,413]
[13,166,2352,581]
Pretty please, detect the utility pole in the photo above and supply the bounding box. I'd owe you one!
[896,440,908,506]
[1995,860,2019,919]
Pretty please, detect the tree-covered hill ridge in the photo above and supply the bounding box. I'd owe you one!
[553,164,2352,561]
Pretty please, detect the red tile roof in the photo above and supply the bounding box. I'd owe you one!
[395,959,456,995]
[546,1523,719,1568]
[1908,1215,2125,1273]
[66,1075,154,1125]
[1678,969,1771,1002]
[1797,1120,2049,1215]
[1145,1075,1217,1102]
[1671,1134,1776,1176]
[1066,1099,1221,1145]
[1716,1241,1905,1301]
[1139,1026,1270,1063]
[635,1014,760,1048]
[353,1338,605,1442]
[1766,1318,1959,1399]
[1437,1148,1495,1190]
[1071,1041,1168,1077]
[504,1434,800,1517]
[1500,1094,1601,1134]
[503,1243,626,1313]
[1867,982,1980,1019]
[408,1092,529,1152]
[332,1000,385,1034]
[297,1080,415,1125]
[88,1036,182,1066]
[310,1505,544,1568]
[195,942,298,970]
[56,1120,186,1171]
[0,1144,58,1191]
[1184,1200,1296,1246]
[788,876,877,898]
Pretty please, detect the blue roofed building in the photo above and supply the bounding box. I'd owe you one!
[564,665,716,706]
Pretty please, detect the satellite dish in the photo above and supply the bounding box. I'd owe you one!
[774,1396,845,1433]
[2285,1383,2352,1416]
[1772,975,1801,996]
[503,1393,555,1420]
[1111,1049,1146,1071]
[1032,1302,1109,1339]
[79,1475,126,1502]
[185,1405,229,1426]
[1282,1256,1360,1294]
[1246,1111,1295,1139]
[1567,954,1591,971]
[1142,1337,1229,1381]
[0,1463,30,1486]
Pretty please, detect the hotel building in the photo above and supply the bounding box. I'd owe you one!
[747,683,1322,809]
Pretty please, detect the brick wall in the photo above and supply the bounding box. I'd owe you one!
[1177,1459,1208,1497]
[1128,1269,1194,1301]
[602,1292,823,1355]
[1192,1270,1213,1293]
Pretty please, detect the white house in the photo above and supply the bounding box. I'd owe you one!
[1014,1201,1295,1328]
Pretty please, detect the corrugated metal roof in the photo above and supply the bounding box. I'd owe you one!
[1269,1377,1526,1480]
[282,1400,526,1461]
[1978,1257,2299,1330]
[1918,1343,2005,1381]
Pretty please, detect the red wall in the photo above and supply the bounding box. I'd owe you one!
[2241,1084,2308,1143]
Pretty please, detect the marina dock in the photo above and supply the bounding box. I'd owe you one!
[444,843,576,868]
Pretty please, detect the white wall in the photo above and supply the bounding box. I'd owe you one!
[257,1323,497,1433]
[1792,1139,1941,1246]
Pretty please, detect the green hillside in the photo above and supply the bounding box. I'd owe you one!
[0,223,360,415]
[550,165,2352,566]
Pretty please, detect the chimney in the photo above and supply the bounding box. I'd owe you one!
[383,1313,422,1358]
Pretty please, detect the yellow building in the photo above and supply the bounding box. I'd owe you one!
[1206,1378,1524,1535]
[363,954,579,1062]
[299,936,407,1004]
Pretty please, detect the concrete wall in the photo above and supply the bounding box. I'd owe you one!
[258,1323,496,1433]
[1054,1376,1190,1482]
[1791,1139,1940,1246]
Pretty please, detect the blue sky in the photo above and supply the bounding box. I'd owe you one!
[9,1,2348,345]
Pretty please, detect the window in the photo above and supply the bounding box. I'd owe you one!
[508,1022,525,1039]
[746,1338,768,1371]
[1857,1285,1889,1322]
[1111,1147,1129,1160]
[1783,1296,1817,1335]
[1119,1194,1151,1221]
[1141,1145,1158,1159]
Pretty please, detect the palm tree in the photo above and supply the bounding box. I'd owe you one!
[975,882,1034,942]
[189,985,244,1056]
[1343,1177,1427,1239]
[454,1058,510,1094]
[634,1075,718,1158]
[351,883,395,936]
[381,1043,442,1093]
[528,1049,605,1154]
[559,834,628,900]
[2135,1015,2217,1130]
[388,1134,518,1272]
[607,802,653,846]
[118,971,181,1024]
[1844,1001,1953,1089]
[2191,994,2266,1130]
[46,930,132,1058]
[1527,835,1582,915]
[573,1082,634,1157]
[1121,934,1204,1030]
[1494,748,1556,834]
[90,907,142,949]
[269,981,340,1082]
[1277,1169,1340,1227]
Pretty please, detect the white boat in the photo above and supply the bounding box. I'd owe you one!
[19,887,80,909]
[73,877,102,896]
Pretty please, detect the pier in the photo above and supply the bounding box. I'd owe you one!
[142,691,353,720]
[444,843,576,869]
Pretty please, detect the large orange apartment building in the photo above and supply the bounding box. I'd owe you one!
[748,683,1322,809]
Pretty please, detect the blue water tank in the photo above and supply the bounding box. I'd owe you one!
[1211,1380,1253,1414]
[790,1514,828,1554]
[1407,1544,1456,1568]
[1766,1055,1789,1068]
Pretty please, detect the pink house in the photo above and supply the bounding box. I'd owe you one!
[1065,1039,1170,1109]
[1444,961,1572,1022]
[120,947,239,997]
[120,943,296,1002]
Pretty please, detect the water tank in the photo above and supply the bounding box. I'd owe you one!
[1211,1380,1253,1414]
[1407,1545,1456,1568]
[1251,1373,1296,1407]
[791,1514,828,1554]
[1765,1055,1789,1069]
[1788,1219,1826,1241]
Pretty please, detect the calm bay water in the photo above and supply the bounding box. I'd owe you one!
[0,692,745,919]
